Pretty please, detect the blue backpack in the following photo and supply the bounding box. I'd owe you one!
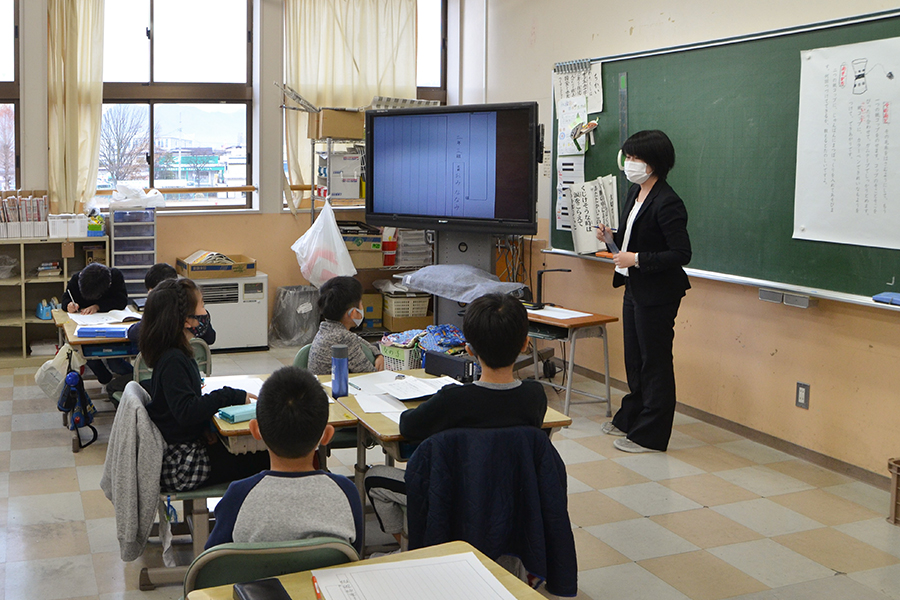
[56,361,98,449]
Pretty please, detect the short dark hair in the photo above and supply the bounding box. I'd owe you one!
[622,130,676,180]
[78,263,112,302]
[463,293,529,370]
[317,276,363,321]
[139,278,199,367]
[145,263,177,291]
[255,366,329,458]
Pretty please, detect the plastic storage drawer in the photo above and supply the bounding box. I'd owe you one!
[114,239,155,252]
[113,209,155,223]
[114,252,155,267]
[113,223,155,237]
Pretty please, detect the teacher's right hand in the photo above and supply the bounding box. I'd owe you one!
[595,223,611,241]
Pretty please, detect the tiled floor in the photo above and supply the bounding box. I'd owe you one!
[2,348,900,600]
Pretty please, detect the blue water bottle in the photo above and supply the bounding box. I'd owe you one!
[331,344,348,398]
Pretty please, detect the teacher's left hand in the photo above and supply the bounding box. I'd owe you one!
[613,252,637,269]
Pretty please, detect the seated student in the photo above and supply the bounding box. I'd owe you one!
[308,276,384,375]
[205,366,364,553]
[141,278,269,491]
[127,263,216,346]
[65,262,132,386]
[364,293,547,541]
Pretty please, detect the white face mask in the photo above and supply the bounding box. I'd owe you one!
[348,306,364,328]
[624,159,652,184]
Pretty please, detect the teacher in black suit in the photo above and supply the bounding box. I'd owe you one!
[595,130,691,453]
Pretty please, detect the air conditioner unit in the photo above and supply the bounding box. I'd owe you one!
[195,272,268,351]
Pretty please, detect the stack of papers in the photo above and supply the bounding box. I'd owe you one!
[68,309,141,325]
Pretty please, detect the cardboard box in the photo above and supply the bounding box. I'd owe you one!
[349,250,383,270]
[176,254,257,279]
[308,109,365,140]
[383,311,434,332]
[362,293,383,320]
[338,221,382,251]
[363,318,383,329]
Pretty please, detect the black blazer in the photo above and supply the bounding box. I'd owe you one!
[612,179,691,306]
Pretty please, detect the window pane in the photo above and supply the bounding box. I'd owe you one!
[417,0,442,87]
[0,0,13,82]
[154,0,247,83]
[98,104,150,191]
[103,0,150,82]
[154,103,247,207]
[0,103,14,190]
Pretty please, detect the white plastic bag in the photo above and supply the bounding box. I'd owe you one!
[34,343,87,400]
[291,201,357,288]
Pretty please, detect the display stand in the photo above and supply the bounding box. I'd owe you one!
[433,231,495,329]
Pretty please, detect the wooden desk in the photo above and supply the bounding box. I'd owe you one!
[527,307,618,416]
[185,540,545,600]
[52,308,138,358]
[338,369,572,505]
[208,374,359,455]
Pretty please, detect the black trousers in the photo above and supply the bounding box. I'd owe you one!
[611,284,681,451]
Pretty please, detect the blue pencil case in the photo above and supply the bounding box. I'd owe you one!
[872,292,900,305]
[218,404,256,424]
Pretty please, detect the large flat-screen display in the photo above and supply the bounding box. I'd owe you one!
[365,102,539,235]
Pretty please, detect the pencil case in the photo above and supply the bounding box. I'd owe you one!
[217,404,256,424]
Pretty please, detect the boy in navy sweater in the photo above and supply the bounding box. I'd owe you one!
[206,366,363,554]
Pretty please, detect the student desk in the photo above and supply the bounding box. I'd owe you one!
[526,306,618,417]
[338,369,573,500]
[186,540,545,600]
[51,308,138,360]
[208,374,359,455]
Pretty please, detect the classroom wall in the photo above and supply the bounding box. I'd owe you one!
[475,0,900,478]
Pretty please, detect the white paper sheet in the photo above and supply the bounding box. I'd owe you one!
[794,37,900,250]
[354,393,408,414]
[345,370,408,395]
[556,96,588,156]
[526,306,592,319]
[311,552,517,600]
[382,412,403,424]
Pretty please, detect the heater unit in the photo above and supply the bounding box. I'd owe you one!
[195,272,268,351]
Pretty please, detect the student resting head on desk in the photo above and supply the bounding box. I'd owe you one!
[126,262,217,349]
[140,278,269,492]
[308,276,384,375]
[364,293,548,543]
[205,366,364,553]
[66,262,133,388]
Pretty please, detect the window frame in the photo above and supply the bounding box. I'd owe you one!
[0,0,19,190]
[416,0,447,104]
[99,0,254,210]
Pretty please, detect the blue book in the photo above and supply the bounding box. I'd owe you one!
[218,404,257,424]
[75,325,130,338]
[872,292,900,305]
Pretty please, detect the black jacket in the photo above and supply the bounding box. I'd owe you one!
[612,179,691,305]
[66,267,129,312]
[406,427,578,597]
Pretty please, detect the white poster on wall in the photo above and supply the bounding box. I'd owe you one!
[793,36,900,249]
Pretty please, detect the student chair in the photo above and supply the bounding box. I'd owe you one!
[405,426,578,598]
[182,537,360,597]
[132,337,213,386]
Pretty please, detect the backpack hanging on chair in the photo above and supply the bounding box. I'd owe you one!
[56,351,98,449]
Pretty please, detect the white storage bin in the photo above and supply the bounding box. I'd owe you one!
[68,215,88,238]
[48,215,69,238]
[34,222,49,238]
[20,222,34,238]
[7,222,21,238]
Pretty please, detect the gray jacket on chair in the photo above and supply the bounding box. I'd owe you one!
[100,381,166,561]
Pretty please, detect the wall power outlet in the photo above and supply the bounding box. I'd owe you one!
[796,382,810,409]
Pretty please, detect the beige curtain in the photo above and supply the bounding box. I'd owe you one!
[284,0,417,210]
[48,0,104,214]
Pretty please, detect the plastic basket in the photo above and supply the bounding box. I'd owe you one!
[383,293,431,318]
[889,458,900,525]
[380,344,422,371]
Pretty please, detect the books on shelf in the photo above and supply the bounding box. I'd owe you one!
[0,194,50,239]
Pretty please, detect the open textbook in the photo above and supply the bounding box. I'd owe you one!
[569,175,619,254]
[183,250,234,265]
[68,309,141,326]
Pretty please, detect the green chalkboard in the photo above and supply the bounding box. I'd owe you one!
[550,11,900,298]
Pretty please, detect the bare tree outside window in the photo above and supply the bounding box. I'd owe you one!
[98,104,149,187]
[0,104,14,190]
